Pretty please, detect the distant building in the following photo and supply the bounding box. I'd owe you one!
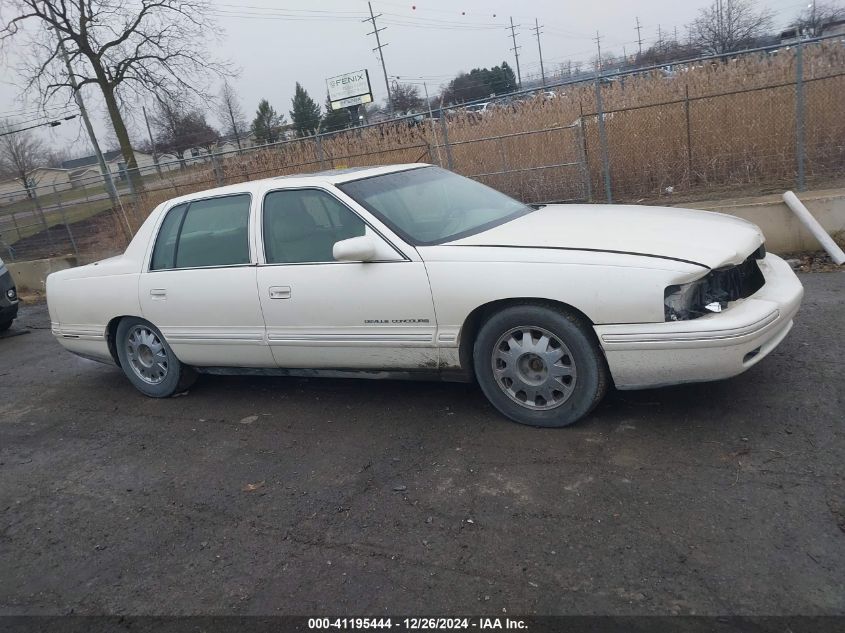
[215,131,258,154]
[61,149,183,185]
[780,27,802,45]
[820,18,845,37]
[0,167,72,204]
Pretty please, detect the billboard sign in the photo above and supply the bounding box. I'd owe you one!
[327,69,373,110]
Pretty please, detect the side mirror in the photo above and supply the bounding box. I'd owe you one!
[333,236,377,262]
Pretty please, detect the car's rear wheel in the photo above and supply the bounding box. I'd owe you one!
[473,305,608,427]
[115,317,196,397]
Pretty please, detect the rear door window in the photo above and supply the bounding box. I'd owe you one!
[150,194,251,270]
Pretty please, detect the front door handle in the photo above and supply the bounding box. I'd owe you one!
[269,286,291,299]
[150,288,167,300]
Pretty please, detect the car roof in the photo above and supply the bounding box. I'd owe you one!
[162,163,430,205]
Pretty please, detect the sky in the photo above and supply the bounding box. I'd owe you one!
[0,0,814,157]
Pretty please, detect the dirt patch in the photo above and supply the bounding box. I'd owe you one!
[7,209,127,263]
[782,251,844,273]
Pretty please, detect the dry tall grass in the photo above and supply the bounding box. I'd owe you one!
[121,40,844,232]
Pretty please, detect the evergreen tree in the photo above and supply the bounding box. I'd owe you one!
[252,99,283,144]
[290,82,321,137]
[499,62,518,92]
[322,94,350,133]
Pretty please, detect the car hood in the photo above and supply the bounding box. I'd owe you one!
[447,204,764,269]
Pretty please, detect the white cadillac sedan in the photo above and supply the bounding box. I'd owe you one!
[47,164,803,427]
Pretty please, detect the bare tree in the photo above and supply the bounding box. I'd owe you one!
[390,82,423,113]
[43,146,70,169]
[0,0,231,194]
[792,1,845,36]
[217,82,248,152]
[0,120,45,198]
[153,98,219,167]
[689,0,774,55]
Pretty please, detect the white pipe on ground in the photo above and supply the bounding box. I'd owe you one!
[782,191,845,265]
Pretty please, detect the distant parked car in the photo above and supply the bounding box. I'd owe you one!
[47,164,803,428]
[464,102,491,114]
[0,255,19,332]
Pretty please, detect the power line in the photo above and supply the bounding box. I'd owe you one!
[364,1,392,110]
[0,115,77,137]
[0,109,77,128]
[508,17,523,89]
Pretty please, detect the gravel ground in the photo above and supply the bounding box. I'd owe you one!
[0,272,843,616]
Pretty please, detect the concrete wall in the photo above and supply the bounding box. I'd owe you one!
[684,188,845,254]
[6,256,77,292]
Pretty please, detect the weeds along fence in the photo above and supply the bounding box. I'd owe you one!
[1,36,843,265]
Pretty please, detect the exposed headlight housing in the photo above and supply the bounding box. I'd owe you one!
[664,250,766,321]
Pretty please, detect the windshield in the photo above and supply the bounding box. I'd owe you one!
[337,166,533,245]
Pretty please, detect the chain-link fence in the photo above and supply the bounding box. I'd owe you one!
[1,36,843,264]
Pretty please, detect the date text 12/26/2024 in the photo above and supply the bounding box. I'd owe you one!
[307,618,528,630]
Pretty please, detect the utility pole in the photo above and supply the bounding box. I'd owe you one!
[635,16,643,57]
[508,17,523,89]
[594,30,604,72]
[811,0,817,36]
[364,2,392,112]
[717,0,724,53]
[533,18,546,87]
[657,24,663,53]
[50,11,124,230]
[142,106,162,177]
[593,30,612,202]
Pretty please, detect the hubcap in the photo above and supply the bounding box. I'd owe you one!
[491,326,577,410]
[126,325,169,385]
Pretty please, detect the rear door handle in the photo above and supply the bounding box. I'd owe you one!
[150,288,167,300]
[269,286,291,299]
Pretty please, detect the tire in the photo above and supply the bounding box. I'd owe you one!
[0,319,12,332]
[473,304,608,427]
[115,317,197,398]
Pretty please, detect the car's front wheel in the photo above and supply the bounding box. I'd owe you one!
[473,305,608,427]
[115,317,197,397]
[0,319,12,332]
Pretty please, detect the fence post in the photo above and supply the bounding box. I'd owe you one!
[53,185,79,258]
[438,114,454,170]
[211,151,225,186]
[795,40,806,192]
[124,166,139,206]
[31,187,54,249]
[594,77,613,203]
[315,135,326,170]
[577,117,592,202]
[10,212,21,243]
[108,173,133,243]
[684,85,694,187]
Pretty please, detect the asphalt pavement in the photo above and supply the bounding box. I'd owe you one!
[0,272,843,616]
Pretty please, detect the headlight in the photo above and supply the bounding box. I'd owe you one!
[6,287,16,301]
[664,254,765,321]
[664,278,719,321]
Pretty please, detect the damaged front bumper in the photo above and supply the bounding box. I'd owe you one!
[595,254,803,390]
